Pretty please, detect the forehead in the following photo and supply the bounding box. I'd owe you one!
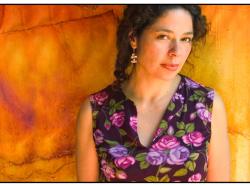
[147,8,193,33]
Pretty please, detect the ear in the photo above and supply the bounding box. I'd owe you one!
[128,31,137,49]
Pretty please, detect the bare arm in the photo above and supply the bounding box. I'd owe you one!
[76,98,99,182]
[207,91,230,181]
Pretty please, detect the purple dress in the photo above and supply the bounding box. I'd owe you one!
[89,74,214,182]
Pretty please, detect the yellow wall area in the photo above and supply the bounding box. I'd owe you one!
[0,5,249,182]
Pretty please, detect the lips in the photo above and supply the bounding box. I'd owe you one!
[161,63,179,71]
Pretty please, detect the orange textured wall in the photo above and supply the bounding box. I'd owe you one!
[0,5,249,182]
[182,5,250,181]
[0,5,124,181]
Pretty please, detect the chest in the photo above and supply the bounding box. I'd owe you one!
[92,85,213,182]
[136,101,170,147]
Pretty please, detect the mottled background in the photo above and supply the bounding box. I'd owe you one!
[0,5,249,182]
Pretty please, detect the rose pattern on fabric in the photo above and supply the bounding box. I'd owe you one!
[195,102,205,109]
[185,78,200,88]
[104,122,111,130]
[166,146,190,165]
[114,155,136,169]
[129,116,137,132]
[188,173,202,182]
[182,131,205,147]
[116,171,128,179]
[108,145,128,158]
[153,128,164,141]
[101,160,115,180]
[189,112,196,121]
[168,115,174,121]
[197,108,211,122]
[195,102,211,122]
[167,126,175,135]
[173,93,185,103]
[90,91,109,105]
[207,90,214,100]
[110,112,125,127]
[90,75,214,182]
[152,135,180,151]
[146,150,167,166]
[93,129,104,145]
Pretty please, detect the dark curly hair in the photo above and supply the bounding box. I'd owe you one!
[114,5,208,84]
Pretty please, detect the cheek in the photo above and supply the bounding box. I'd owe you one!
[138,42,161,61]
[182,45,192,58]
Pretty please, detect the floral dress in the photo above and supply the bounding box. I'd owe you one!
[89,74,214,182]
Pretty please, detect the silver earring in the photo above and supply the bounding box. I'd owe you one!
[130,48,137,64]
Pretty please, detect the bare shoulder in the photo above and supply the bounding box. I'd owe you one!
[77,97,92,130]
[76,97,94,147]
[78,98,92,118]
[213,90,226,112]
[211,90,228,134]
[76,97,99,181]
[207,90,230,181]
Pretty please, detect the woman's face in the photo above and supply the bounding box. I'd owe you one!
[133,8,193,81]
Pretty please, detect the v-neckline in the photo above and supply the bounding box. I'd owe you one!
[117,74,184,148]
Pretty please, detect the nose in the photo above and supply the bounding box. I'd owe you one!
[168,39,179,57]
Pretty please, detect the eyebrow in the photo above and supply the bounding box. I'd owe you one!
[155,28,193,35]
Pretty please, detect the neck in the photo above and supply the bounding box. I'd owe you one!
[122,68,181,104]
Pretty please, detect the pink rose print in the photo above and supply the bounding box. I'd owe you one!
[189,112,196,121]
[93,129,104,145]
[90,91,108,105]
[114,155,135,169]
[110,112,125,127]
[195,103,211,122]
[195,102,205,109]
[104,122,111,130]
[207,90,214,100]
[116,171,128,179]
[182,131,205,147]
[168,115,174,121]
[197,108,211,122]
[129,116,137,132]
[101,160,115,180]
[152,135,180,151]
[188,173,202,182]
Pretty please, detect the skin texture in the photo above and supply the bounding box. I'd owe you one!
[133,9,193,82]
[207,91,230,181]
[76,99,99,182]
[76,8,230,182]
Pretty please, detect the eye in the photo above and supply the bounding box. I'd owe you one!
[181,37,193,43]
[156,34,170,40]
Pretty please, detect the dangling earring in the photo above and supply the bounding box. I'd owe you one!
[130,48,137,64]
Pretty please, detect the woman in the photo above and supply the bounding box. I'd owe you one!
[76,5,230,182]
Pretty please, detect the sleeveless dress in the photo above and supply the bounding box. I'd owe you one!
[89,74,214,182]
